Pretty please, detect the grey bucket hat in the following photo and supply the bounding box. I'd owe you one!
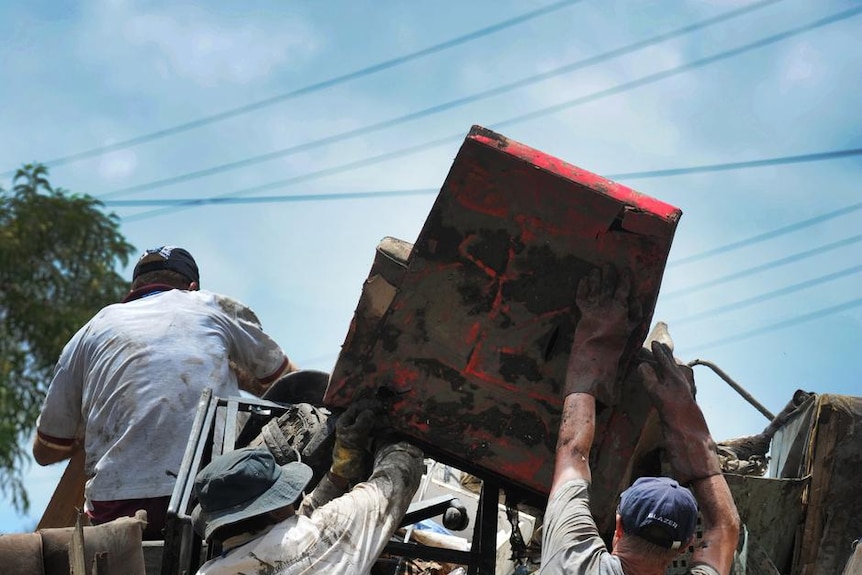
[191,447,313,540]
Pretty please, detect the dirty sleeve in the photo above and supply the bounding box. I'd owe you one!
[538,479,623,575]
[35,322,89,444]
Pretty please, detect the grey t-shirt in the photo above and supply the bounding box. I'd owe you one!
[539,479,721,575]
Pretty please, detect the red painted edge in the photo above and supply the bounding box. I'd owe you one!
[468,126,681,222]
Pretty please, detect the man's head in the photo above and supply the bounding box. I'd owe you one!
[131,246,200,290]
[615,476,698,556]
[191,447,313,541]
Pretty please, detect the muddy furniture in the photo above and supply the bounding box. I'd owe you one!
[326,126,680,538]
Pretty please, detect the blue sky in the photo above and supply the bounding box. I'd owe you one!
[1,0,860,533]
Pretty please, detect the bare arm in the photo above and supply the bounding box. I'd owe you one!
[690,475,740,573]
[551,264,638,494]
[640,341,740,574]
[550,393,596,492]
[32,434,80,466]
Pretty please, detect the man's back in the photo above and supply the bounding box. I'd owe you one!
[37,289,287,504]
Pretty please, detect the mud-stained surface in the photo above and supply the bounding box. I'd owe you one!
[327,126,679,499]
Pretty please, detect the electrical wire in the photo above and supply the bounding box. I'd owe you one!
[101,148,861,207]
[667,264,862,325]
[104,188,439,207]
[0,0,583,178]
[661,234,862,299]
[97,0,785,200]
[607,148,862,181]
[686,297,862,352]
[116,5,862,222]
[669,200,862,267]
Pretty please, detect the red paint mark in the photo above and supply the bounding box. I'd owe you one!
[452,168,511,218]
[459,234,499,279]
[513,212,582,241]
[391,362,419,389]
[495,452,546,479]
[467,322,481,346]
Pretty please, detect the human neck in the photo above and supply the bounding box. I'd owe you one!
[614,549,668,575]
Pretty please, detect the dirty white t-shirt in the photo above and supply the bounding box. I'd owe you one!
[540,479,721,575]
[36,289,289,507]
[196,442,424,575]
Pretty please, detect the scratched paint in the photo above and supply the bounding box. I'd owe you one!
[327,126,679,506]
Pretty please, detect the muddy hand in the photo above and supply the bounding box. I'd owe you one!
[331,399,381,481]
[638,341,696,409]
[640,341,721,485]
[564,264,641,406]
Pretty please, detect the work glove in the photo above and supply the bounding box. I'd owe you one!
[564,263,642,406]
[639,340,722,485]
[330,399,381,482]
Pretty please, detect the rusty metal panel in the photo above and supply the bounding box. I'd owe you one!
[795,394,862,575]
[326,125,681,499]
[724,474,808,573]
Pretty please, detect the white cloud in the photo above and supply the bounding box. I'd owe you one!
[778,40,822,90]
[78,0,319,88]
[97,148,138,181]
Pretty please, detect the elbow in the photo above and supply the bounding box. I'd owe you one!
[714,500,742,561]
[32,436,74,466]
[32,447,57,466]
[726,504,742,545]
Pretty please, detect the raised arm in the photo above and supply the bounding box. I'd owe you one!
[551,265,639,494]
[639,341,740,574]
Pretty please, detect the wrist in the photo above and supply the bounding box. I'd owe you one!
[326,470,350,490]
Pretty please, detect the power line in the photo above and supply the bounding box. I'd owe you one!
[607,148,862,181]
[686,297,862,352]
[662,234,862,299]
[102,147,861,209]
[0,0,582,178]
[99,0,785,200]
[119,5,862,222]
[669,200,862,267]
[667,264,862,325]
[105,188,438,207]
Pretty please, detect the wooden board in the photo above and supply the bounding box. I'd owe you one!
[326,125,681,499]
[37,449,86,530]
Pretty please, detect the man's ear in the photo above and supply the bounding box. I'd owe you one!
[189,281,200,291]
[612,514,625,550]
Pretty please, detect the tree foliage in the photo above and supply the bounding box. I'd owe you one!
[0,164,135,512]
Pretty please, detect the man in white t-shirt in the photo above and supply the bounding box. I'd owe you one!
[191,401,424,575]
[539,265,740,575]
[33,246,296,539]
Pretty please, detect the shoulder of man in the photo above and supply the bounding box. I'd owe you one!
[205,292,263,326]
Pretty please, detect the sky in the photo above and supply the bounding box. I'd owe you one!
[0,0,860,533]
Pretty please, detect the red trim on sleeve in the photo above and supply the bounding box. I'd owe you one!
[258,357,289,385]
[36,430,76,450]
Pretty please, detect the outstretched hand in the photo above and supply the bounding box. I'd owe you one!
[564,263,642,405]
[638,340,696,409]
[638,340,721,485]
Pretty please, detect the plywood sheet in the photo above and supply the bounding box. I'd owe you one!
[326,126,681,498]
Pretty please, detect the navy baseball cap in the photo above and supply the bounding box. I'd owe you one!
[133,246,199,285]
[619,477,698,550]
